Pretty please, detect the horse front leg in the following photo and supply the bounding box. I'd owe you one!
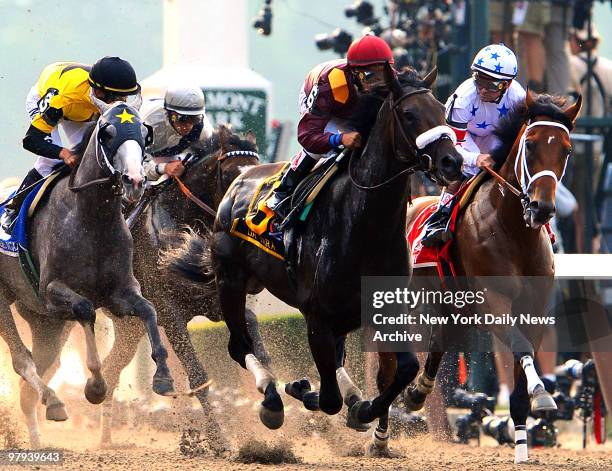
[365,352,397,458]
[46,281,107,404]
[109,291,175,396]
[163,315,229,455]
[348,351,419,428]
[99,315,143,446]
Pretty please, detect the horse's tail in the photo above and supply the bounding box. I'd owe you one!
[160,228,215,288]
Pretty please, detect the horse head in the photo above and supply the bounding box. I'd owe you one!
[516,91,581,228]
[94,102,149,203]
[183,124,260,208]
[383,64,463,186]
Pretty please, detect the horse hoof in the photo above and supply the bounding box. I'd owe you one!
[531,385,557,412]
[46,401,68,421]
[346,411,371,432]
[365,442,399,458]
[348,400,373,426]
[403,386,425,411]
[85,378,108,405]
[285,378,311,400]
[303,391,320,411]
[260,383,284,429]
[152,376,175,396]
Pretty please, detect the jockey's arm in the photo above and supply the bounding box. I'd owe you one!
[297,85,343,155]
[23,107,65,160]
[446,106,481,176]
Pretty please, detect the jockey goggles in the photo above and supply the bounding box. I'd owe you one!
[169,112,203,125]
[354,68,386,89]
[472,72,509,92]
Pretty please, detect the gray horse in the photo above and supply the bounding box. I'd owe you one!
[97,125,263,451]
[0,102,174,448]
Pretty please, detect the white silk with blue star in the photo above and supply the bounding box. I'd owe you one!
[444,78,526,176]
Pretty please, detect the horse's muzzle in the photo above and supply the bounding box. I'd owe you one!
[122,174,145,203]
[525,199,556,228]
[436,151,463,185]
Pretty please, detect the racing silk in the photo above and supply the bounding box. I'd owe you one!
[297,59,359,156]
[30,62,98,134]
[445,78,526,176]
[140,98,214,181]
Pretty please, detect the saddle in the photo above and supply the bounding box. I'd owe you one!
[232,156,341,260]
[0,169,67,293]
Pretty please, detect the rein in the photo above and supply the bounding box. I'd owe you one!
[349,88,455,191]
[173,175,217,218]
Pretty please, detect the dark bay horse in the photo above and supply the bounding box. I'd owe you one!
[169,65,464,430]
[0,102,175,448]
[400,91,582,463]
[98,125,261,449]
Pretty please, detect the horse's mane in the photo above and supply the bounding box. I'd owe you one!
[348,67,426,140]
[491,94,573,166]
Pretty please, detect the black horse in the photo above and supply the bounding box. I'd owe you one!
[169,65,463,430]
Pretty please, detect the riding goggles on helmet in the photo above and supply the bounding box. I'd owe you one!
[169,112,203,125]
[472,72,509,92]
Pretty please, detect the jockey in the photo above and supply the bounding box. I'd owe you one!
[1,57,140,231]
[141,85,214,183]
[264,34,396,217]
[421,44,526,247]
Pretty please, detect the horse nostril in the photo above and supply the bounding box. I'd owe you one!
[441,154,460,173]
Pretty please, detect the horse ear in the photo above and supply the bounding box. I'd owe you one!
[564,94,582,123]
[384,61,402,99]
[218,124,232,151]
[99,123,117,141]
[422,67,438,89]
[245,130,257,146]
[525,87,535,109]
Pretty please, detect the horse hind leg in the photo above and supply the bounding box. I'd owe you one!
[45,281,107,404]
[0,303,65,448]
[217,253,283,429]
[99,316,143,446]
[365,352,397,458]
[403,351,442,411]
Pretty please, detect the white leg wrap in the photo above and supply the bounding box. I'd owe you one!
[336,367,363,402]
[514,425,528,463]
[520,355,544,395]
[373,426,390,448]
[245,353,275,394]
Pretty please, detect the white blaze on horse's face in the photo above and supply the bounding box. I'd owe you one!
[115,139,145,203]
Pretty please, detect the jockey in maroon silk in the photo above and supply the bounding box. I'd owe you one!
[265,34,396,216]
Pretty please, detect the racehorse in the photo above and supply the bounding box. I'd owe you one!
[98,125,262,450]
[0,102,174,448]
[166,65,464,430]
[398,91,582,463]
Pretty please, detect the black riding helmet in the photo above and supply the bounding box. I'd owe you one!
[88,56,140,96]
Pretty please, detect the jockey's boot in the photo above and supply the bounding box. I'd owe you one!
[421,190,454,248]
[1,168,42,233]
[266,154,317,219]
[252,152,317,228]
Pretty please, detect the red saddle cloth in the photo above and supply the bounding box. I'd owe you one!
[407,188,556,279]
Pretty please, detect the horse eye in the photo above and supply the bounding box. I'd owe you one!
[525,140,535,152]
[403,110,417,122]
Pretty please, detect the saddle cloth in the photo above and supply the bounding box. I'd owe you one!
[408,172,555,278]
[231,157,339,261]
[230,163,290,261]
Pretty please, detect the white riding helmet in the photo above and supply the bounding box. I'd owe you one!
[164,85,206,115]
[471,44,518,80]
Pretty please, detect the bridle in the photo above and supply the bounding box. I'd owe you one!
[68,123,142,196]
[485,120,571,212]
[349,87,456,191]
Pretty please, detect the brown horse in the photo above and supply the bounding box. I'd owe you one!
[396,91,582,463]
[167,65,464,430]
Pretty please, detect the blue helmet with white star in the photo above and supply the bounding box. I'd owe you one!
[471,44,517,80]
